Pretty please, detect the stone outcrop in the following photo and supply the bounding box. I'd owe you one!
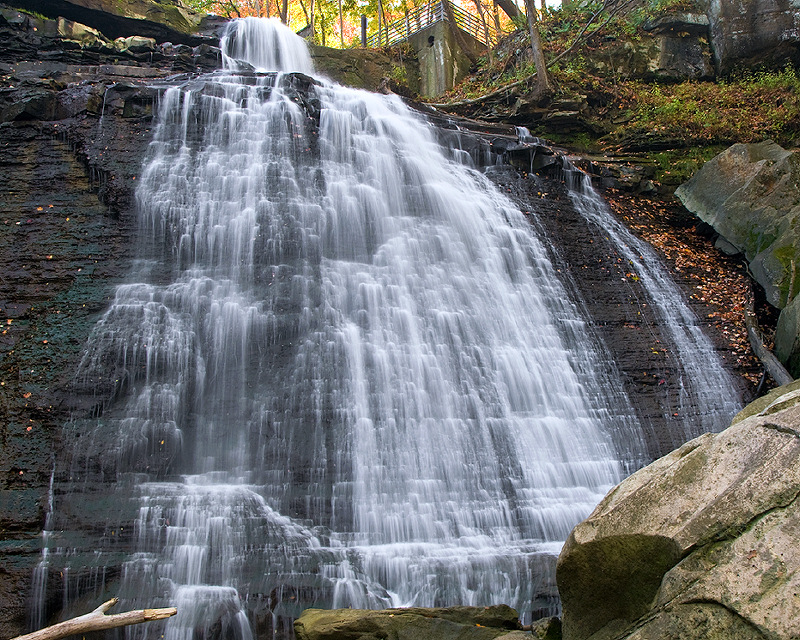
[556,382,800,640]
[294,606,525,640]
[704,0,800,73]
[310,45,419,94]
[10,0,226,45]
[640,12,715,80]
[675,140,800,376]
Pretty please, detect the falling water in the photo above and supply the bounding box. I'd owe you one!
[36,17,739,637]
[563,166,741,439]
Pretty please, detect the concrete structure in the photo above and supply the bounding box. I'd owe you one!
[409,21,484,97]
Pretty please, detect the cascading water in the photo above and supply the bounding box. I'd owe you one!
[36,17,739,638]
[562,166,742,439]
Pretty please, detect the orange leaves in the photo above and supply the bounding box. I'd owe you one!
[605,190,762,385]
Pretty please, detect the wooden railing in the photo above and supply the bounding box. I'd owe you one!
[364,0,498,48]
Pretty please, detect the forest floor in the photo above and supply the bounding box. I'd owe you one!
[602,190,771,395]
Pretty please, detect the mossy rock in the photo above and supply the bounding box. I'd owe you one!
[731,378,800,423]
[294,606,522,640]
[557,403,800,640]
[676,141,800,308]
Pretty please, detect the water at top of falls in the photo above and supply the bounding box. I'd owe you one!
[220,17,313,73]
[39,17,738,638]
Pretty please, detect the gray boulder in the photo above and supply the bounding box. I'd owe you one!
[556,384,800,640]
[676,140,800,308]
[675,140,800,375]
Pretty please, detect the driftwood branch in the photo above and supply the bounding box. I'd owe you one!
[11,598,177,640]
[744,287,794,387]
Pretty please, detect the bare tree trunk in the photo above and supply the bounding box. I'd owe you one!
[538,0,548,18]
[377,0,384,45]
[11,599,177,640]
[337,0,344,45]
[279,0,289,24]
[522,0,550,94]
[298,0,310,27]
[440,0,479,65]
[491,0,502,32]
[471,0,494,63]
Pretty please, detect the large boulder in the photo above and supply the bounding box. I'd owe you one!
[556,384,800,640]
[676,141,800,309]
[294,606,523,640]
[675,140,800,374]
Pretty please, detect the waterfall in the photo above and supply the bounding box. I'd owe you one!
[563,167,742,439]
[35,17,739,637]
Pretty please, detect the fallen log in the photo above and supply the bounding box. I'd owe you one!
[744,287,794,387]
[11,598,177,640]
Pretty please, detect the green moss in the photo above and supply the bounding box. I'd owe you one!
[731,379,800,423]
[9,5,48,20]
[671,448,708,486]
[650,146,726,185]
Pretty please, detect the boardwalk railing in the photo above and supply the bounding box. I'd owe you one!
[364,0,498,48]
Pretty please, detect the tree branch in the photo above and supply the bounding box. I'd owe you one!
[547,0,639,69]
[11,598,178,640]
[744,286,794,387]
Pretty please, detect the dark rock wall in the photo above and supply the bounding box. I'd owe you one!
[10,0,227,45]
[0,7,224,635]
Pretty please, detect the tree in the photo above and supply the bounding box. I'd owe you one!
[470,0,494,64]
[522,0,550,94]
[493,0,521,21]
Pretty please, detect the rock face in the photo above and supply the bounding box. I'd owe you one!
[675,141,800,375]
[0,5,226,636]
[10,0,226,44]
[704,0,800,73]
[557,383,800,640]
[310,45,419,94]
[294,606,524,640]
[642,12,714,80]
